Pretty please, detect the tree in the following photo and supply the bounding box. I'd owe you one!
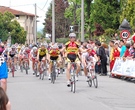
[94,23,104,36]
[0,12,26,44]
[91,0,121,30]
[44,0,69,40]
[120,0,135,29]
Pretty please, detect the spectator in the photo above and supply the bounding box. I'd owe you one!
[130,42,135,58]
[0,47,8,92]
[109,41,115,71]
[123,43,131,57]
[95,41,107,76]
[120,40,126,57]
[0,87,11,110]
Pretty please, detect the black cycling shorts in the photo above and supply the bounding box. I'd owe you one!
[9,54,15,58]
[39,54,46,61]
[67,54,77,62]
[50,56,58,61]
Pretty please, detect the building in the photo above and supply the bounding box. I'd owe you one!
[0,6,36,44]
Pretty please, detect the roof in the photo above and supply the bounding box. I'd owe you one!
[0,6,35,17]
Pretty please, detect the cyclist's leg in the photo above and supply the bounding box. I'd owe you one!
[32,58,35,71]
[38,56,42,72]
[76,58,81,76]
[66,60,71,86]
[81,56,88,76]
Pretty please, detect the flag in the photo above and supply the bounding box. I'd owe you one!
[0,61,8,79]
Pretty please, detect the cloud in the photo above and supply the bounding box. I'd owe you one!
[0,0,51,31]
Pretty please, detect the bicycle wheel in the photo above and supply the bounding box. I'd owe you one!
[51,63,56,83]
[60,68,63,74]
[25,63,28,74]
[20,64,23,72]
[51,72,55,84]
[88,78,92,87]
[42,71,46,80]
[71,80,73,92]
[93,75,98,88]
[72,75,76,93]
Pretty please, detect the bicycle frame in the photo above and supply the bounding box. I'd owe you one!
[23,59,29,74]
[51,60,57,84]
[33,60,38,77]
[87,60,98,88]
[39,60,47,80]
[70,62,76,93]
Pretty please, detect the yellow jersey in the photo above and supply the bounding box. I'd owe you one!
[38,48,48,56]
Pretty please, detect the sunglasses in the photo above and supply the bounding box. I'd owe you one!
[70,37,76,38]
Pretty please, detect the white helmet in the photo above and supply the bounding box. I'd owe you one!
[33,47,37,52]
[69,33,76,38]
[51,44,58,49]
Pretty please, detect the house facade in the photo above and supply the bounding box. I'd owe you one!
[0,6,36,44]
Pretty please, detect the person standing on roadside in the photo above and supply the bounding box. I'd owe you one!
[95,41,107,76]
[109,41,115,72]
[0,46,8,92]
[120,40,126,57]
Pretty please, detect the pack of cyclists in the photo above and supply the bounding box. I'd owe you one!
[1,32,99,87]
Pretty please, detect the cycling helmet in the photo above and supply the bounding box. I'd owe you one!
[69,33,76,38]
[51,44,58,49]
[58,44,62,49]
[40,43,45,47]
[25,47,29,51]
[33,47,37,52]
[11,45,16,49]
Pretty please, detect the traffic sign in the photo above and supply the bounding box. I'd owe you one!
[120,30,130,39]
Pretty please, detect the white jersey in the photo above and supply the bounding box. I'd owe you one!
[30,49,37,58]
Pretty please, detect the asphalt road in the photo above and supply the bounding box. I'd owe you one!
[7,68,135,110]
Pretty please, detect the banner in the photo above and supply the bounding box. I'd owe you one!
[111,58,135,77]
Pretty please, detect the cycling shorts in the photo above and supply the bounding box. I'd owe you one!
[67,54,79,62]
[39,54,46,62]
[50,56,58,61]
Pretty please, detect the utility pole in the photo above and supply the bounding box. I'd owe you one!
[81,0,84,42]
[52,0,55,43]
[34,3,37,44]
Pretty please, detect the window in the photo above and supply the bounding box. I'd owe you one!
[15,15,20,19]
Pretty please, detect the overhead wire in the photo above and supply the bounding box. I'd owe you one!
[41,0,49,10]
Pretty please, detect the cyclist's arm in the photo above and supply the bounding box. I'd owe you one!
[94,54,98,62]
[37,50,39,60]
[79,47,87,53]
[60,46,65,53]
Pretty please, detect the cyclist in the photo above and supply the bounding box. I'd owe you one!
[37,44,48,76]
[18,47,25,69]
[30,47,38,74]
[48,43,62,80]
[61,33,81,87]
[8,45,18,71]
[80,41,89,81]
[22,47,30,69]
[84,44,98,81]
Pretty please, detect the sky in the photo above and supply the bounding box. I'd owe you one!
[0,0,52,31]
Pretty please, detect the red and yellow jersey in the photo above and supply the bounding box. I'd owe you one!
[65,41,79,54]
[49,48,60,57]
